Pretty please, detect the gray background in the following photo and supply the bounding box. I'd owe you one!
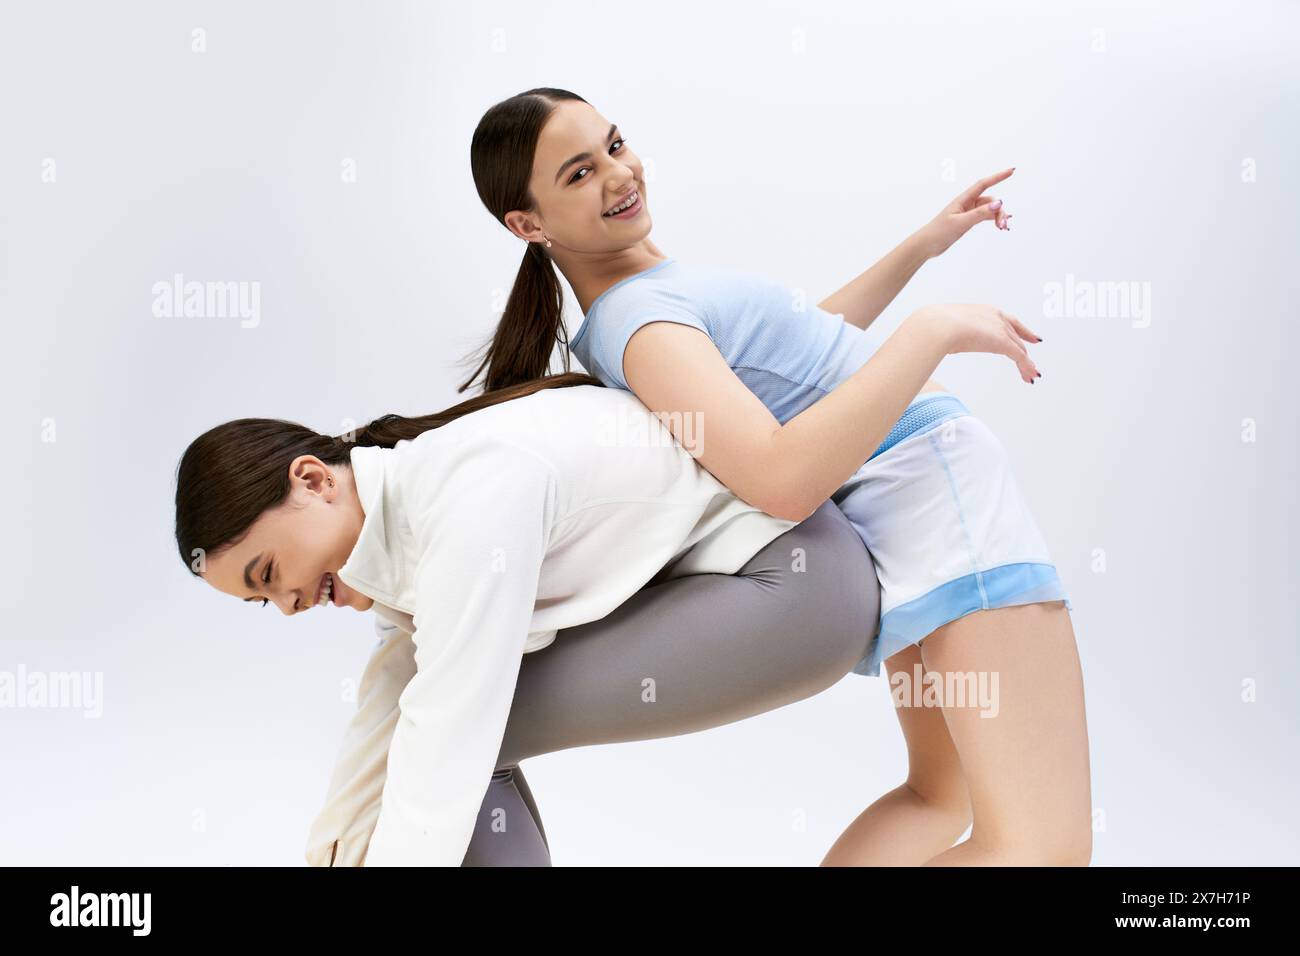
[2,0,1296,865]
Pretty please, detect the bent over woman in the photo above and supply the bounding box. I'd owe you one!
[175,374,880,865]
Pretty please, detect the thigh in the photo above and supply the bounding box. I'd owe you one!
[494,499,880,768]
[919,601,1091,855]
[463,501,878,865]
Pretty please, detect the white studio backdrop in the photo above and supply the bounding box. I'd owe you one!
[1,0,1297,865]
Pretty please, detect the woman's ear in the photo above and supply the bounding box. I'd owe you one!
[503,209,542,244]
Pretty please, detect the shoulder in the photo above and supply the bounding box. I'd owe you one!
[581,293,713,389]
[390,389,648,492]
[398,422,556,482]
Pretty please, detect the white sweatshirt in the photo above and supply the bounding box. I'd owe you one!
[303,384,796,866]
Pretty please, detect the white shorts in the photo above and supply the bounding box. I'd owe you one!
[834,392,1071,677]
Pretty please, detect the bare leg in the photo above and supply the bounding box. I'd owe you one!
[916,602,1093,866]
[820,643,973,865]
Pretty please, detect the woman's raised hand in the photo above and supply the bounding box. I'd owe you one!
[910,303,1043,384]
[916,168,1015,258]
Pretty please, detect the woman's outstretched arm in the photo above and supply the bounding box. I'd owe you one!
[622,303,1041,522]
[817,168,1016,331]
[816,232,930,331]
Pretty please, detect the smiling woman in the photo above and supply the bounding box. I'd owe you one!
[182,418,375,615]
[174,372,880,866]
[459,87,1090,867]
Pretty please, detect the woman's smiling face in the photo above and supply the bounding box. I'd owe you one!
[199,457,374,614]
[508,100,652,253]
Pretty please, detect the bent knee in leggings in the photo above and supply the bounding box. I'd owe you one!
[461,768,551,867]
[744,500,880,678]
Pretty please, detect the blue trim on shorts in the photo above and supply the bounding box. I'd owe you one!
[851,562,1073,677]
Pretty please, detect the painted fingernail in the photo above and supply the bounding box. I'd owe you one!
[991,199,1003,210]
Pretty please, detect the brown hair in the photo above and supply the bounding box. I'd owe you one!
[174,371,600,575]
[461,87,589,394]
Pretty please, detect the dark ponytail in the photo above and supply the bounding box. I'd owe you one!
[462,87,589,394]
[174,370,600,575]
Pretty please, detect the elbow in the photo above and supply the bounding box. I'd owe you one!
[744,458,822,522]
[751,434,828,523]
[752,489,820,523]
[780,499,822,523]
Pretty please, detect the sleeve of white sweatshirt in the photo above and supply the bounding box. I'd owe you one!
[302,615,415,868]
[363,436,556,866]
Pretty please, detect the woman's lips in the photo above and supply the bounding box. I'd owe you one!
[602,189,643,220]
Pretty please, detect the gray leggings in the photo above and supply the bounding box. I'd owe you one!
[461,500,880,865]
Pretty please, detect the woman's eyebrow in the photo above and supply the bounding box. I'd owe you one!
[554,123,618,184]
[243,554,262,590]
[241,553,264,594]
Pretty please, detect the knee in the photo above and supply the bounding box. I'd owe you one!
[1029,832,1092,866]
[1055,828,1093,866]
[738,502,879,690]
[988,825,1093,866]
[906,778,973,834]
[789,503,880,654]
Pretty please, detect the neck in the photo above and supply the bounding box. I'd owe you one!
[334,463,376,611]
[337,462,368,537]
[553,239,669,313]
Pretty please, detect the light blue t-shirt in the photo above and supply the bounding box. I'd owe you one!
[569,257,878,425]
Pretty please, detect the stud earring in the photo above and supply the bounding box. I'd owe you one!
[545,236,552,248]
